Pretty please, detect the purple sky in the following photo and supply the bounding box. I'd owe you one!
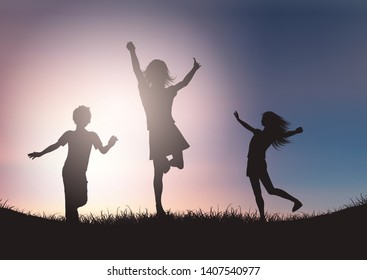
[1,0,366,217]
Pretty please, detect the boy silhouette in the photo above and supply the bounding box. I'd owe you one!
[28,106,118,223]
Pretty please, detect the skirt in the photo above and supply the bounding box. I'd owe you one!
[148,122,190,160]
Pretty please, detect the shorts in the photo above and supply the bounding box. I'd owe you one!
[246,158,268,178]
[62,165,88,208]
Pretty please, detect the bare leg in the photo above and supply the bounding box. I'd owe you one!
[65,200,79,223]
[260,172,302,212]
[170,151,184,169]
[249,177,266,221]
[153,159,166,216]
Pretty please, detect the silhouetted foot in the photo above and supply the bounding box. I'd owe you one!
[156,204,166,217]
[292,200,303,212]
[258,216,267,223]
[169,159,184,170]
[156,209,167,218]
[66,218,80,225]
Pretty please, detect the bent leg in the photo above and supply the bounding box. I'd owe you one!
[249,177,265,221]
[63,168,81,223]
[260,172,302,211]
[170,151,184,169]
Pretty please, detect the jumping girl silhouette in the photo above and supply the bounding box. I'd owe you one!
[126,41,201,216]
[234,110,303,222]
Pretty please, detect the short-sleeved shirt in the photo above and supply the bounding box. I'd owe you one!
[138,81,177,131]
[58,129,102,172]
[247,129,273,159]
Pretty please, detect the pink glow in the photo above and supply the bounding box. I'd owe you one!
[0,4,256,216]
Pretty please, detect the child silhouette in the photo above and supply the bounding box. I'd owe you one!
[28,106,118,223]
[126,41,200,216]
[234,111,303,222]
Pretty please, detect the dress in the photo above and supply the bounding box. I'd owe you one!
[138,82,190,160]
[58,129,103,207]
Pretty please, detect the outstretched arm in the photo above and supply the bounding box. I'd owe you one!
[28,142,62,159]
[284,127,303,138]
[99,136,118,154]
[126,42,144,84]
[234,111,257,133]
[174,58,201,91]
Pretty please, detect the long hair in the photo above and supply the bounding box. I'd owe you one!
[262,111,290,149]
[144,59,175,87]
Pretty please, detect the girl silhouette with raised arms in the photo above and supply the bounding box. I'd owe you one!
[126,41,201,216]
[234,111,303,222]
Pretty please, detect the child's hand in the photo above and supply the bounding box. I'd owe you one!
[28,152,41,160]
[193,58,201,70]
[234,111,240,120]
[295,127,303,134]
[126,42,135,51]
[108,136,118,147]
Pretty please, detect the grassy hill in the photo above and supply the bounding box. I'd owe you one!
[1,198,366,260]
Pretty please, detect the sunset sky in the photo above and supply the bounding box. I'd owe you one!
[1,0,366,218]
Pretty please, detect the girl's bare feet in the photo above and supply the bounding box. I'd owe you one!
[292,200,303,212]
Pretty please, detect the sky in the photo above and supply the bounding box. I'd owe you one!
[1,0,366,218]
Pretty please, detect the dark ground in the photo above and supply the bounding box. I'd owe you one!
[1,204,366,260]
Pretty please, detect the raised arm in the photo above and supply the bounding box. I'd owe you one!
[28,141,62,159]
[284,127,303,138]
[98,136,118,154]
[174,58,201,91]
[126,42,144,84]
[234,111,257,133]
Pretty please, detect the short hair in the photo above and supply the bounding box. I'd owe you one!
[73,106,91,127]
